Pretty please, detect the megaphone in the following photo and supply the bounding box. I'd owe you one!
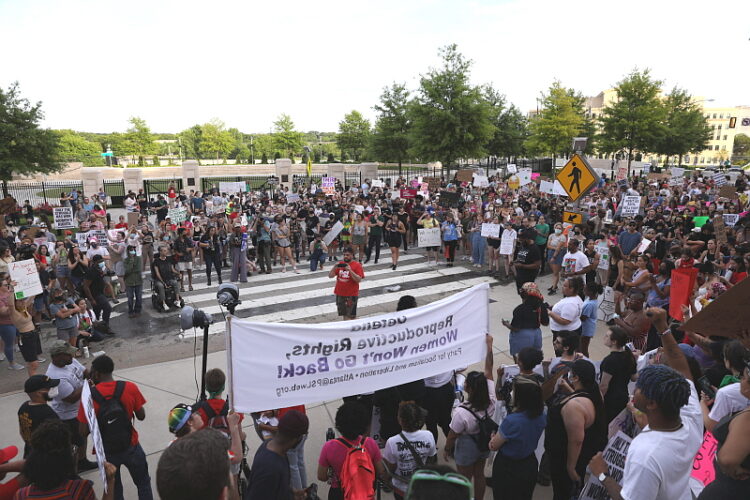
[179,306,212,330]
[216,283,241,314]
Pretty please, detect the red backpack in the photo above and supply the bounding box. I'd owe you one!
[335,437,375,500]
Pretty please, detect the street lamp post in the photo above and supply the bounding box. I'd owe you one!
[250,136,254,165]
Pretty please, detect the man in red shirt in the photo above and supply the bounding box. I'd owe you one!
[77,355,153,500]
[328,246,364,320]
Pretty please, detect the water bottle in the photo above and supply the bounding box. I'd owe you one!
[83,347,90,358]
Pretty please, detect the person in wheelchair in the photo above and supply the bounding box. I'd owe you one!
[152,246,182,312]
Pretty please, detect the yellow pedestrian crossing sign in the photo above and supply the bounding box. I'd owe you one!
[556,154,598,201]
[563,211,583,225]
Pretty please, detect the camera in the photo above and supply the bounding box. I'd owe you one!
[337,263,347,268]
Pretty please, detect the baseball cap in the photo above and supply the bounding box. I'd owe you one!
[89,238,98,243]
[233,222,242,228]
[168,403,194,434]
[0,445,18,464]
[24,375,60,393]
[49,340,78,357]
[277,410,309,438]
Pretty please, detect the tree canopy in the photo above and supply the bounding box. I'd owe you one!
[371,83,411,167]
[273,114,303,158]
[337,110,371,162]
[651,87,711,166]
[525,81,587,158]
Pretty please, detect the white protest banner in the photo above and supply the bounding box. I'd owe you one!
[539,180,555,195]
[323,221,344,247]
[322,177,336,195]
[53,207,75,229]
[9,259,43,299]
[596,243,610,271]
[579,431,632,500]
[517,168,532,186]
[506,164,517,174]
[621,195,641,217]
[167,207,187,223]
[371,179,383,188]
[417,227,442,248]
[500,230,516,256]
[723,214,740,227]
[480,223,500,238]
[286,193,301,204]
[473,175,489,188]
[227,283,490,412]
[81,382,109,492]
[713,172,727,187]
[219,181,246,194]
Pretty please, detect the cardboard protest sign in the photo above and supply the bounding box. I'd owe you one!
[682,275,750,338]
[76,232,89,250]
[719,185,737,199]
[473,174,489,188]
[424,177,441,192]
[480,223,500,238]
[127,212,140,227]
[713,216,727,245]
[637,238,652,254]
[9,259,43,299]
[456,169,474,183]
[670,268,698,322]
[438,191,460,208]
[691,431,718,486]
[621,196,641,217]
[579,432,632,500]
[417,227,442,247]
[616,165,628,181]
[53,207,75,229]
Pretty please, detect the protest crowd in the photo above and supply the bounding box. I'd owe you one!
[1,163,750,500]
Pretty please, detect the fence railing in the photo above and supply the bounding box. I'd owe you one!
[3,180,84,208]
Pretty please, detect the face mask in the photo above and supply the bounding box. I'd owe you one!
[129,250,136,255]
[91,243,98,248]
[164,236,170,241]
[554,229,562,235]
[46,386,59,400]
[98,262,106,270]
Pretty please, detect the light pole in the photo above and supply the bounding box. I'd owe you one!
[250,135,254,165]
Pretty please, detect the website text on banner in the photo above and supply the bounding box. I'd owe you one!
[226,283,490,413]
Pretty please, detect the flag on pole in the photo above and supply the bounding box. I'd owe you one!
[307,156,312,177]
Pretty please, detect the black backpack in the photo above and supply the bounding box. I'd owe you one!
[91,381,132,454]
[197,399,230,437]
[461,405,498,452]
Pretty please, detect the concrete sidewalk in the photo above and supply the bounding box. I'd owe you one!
[0,273,611,499]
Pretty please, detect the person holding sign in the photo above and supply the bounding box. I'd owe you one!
[441,213,460,267]
[417,212,440,265]
[8,283,42,377]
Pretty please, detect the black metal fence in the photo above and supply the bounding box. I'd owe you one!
[103,179,125,208]
[143,178,183,200]
[200,175,277,193]
[4,180,84,207]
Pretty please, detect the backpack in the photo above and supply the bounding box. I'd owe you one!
[335,437,375,500]
[91,381,132,454]
[461,405,498,453]
[200,399,230,437]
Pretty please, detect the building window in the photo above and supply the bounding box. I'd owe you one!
[713,113,717,119]
[724,135,728,141]
[716,135,721,140]
[715,145,720,150]
[718,124,722,130]
[720,114,724,119]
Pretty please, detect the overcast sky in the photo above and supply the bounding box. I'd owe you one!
[2,0,748,134]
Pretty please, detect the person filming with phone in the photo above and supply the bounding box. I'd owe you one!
[329,246,365,320]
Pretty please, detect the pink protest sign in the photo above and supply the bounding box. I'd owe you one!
[691,431,718,486]
[531,173,540,180]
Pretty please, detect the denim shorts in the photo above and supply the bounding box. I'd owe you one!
[454,433,489,467]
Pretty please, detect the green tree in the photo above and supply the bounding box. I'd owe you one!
[409,44,495,168]
[200,119,234,160]
[652,88,711,167]
[234,144,250,163]
[54,130,104,166]
[371,83,411,169]
[733,133,750,165]
[0,82,62,196]
[313,149,322,163]
[273,114,303,158]
[337,110,371,162]
[261,152,268,164]
[179,125,203,159]
[599,69,665,175]
[525,81,586,159]
[481,86,529,162]
[122,116,156,158]
[327,152,335,162]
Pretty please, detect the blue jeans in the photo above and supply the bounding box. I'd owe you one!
[287,433,307,489]
[126,285,142,313]
[0,324,17,363]
[106,443,153,500]
[310,250,327,271]
[471,232,486,266]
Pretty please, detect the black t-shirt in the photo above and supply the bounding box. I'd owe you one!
[200,234,218,254]
[84,266,105,296]
[153,258,175,282]
[510,299,548,329]
[245,442,292,500]
[18,402,59,457]
[600,351,636,408]
[514,243,541,281]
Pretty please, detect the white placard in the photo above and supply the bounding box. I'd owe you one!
[227,284,490,412]
[9,259,44,299]
[596,243,610,271]
[417,227,442,247]
[670,167,685,179]
[621,195,641,217]
[167,207,188,223]
[89,229,108,248]
[553,180,568,197]
[500,229,516,255]
[506,164,517,174]
[353,205,365,214]
[371,179,383,188]
[81,382,109,492]
[579,431,632,500]
[76,232,90,251]
[286,193,301,204]
[540,180,555,195]
[322,177,336,195]
[723,214,739,227]
[53,207,76,229]
[637,238,652,254]
[219,181,246,194]
[518,168,532,186]
[322,221,344,246]
[310,183,317,193]
[713,172,727,187]
[481,223,501,238]
[473,175,489,188]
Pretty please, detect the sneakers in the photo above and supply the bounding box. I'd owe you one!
[7,362,25,371]
[36,357,46,363]
[0,353,4,361]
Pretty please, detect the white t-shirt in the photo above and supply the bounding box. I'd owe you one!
[383,430,437,492]
[708,382,750,422]
[562,250,589,276]
[46,359,86,420]
[620,384,702,500]
[424,371,455,388]
[86,246,109,260]
[549,296,583,331]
